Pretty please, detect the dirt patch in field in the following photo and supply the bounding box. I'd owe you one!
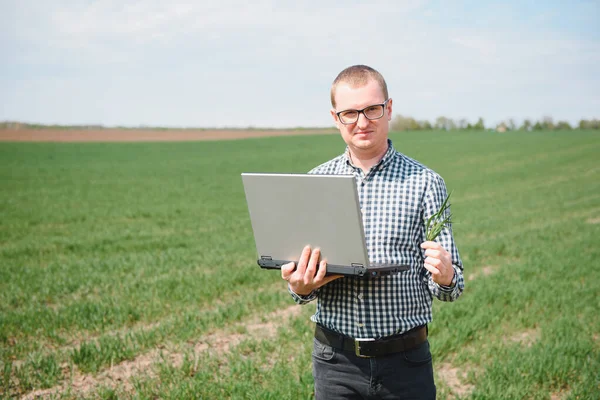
[178,305,303,364]
[0,128,337,143]
[467,265,496,281]
[22,305,304,399]
[506,328,540,347]
[586,217,600,224]
[550,389,571,400]
[11,282,284,369]
[437,362,474,398]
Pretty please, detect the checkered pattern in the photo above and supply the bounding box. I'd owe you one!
[289,139,464,339]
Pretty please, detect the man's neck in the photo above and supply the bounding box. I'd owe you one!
[349,144,389,174]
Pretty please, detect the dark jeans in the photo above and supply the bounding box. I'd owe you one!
[312,337,436,400]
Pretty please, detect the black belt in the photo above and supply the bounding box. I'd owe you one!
[315,324,428,358]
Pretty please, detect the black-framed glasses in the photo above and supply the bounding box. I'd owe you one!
[335,99,389,125]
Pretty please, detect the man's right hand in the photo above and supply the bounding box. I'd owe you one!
[281,245,343,296]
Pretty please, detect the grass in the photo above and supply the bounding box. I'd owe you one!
[1,130,599,398]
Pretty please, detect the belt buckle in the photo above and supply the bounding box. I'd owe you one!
[354,338,375,358]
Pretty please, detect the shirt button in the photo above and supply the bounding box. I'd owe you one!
[357,294,363,300]
[358,323,364,328]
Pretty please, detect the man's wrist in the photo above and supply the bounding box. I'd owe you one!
[440,269,457,289]
[291,287,313,297]
[289,284,316,298]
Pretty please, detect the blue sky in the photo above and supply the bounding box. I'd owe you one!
[1,0,598,128]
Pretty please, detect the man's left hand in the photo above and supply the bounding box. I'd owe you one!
[420,241,455,286]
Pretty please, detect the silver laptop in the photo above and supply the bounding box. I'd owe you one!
[241,173,409,278]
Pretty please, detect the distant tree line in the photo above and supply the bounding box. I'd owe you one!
[2,118,599,132]
[391,116,600,132]
[0,121,215,130]
[0,122,108,130]
[0,121,337,131]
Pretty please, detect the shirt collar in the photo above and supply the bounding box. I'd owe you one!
[343,139,396,171]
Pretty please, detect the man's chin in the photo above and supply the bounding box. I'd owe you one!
[353,139,374,150]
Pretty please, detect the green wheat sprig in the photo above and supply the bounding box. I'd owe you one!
[425,192,453,241]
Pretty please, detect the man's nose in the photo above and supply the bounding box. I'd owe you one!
[357,112,370,128]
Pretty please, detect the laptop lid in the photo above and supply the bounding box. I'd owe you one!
[241,173,407,277]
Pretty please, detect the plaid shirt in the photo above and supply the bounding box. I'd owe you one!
[289,139,464,339]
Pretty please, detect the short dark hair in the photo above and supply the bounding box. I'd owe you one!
[330,65,389,108]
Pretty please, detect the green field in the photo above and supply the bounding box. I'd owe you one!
[1,130,599,399]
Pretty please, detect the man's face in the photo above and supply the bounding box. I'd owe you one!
[331,79,392,156]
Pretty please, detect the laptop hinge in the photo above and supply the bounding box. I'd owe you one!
[351,263,366,277]
[257,255,278,269]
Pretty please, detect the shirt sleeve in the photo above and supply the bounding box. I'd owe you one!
[429,264,465,301]
[288,284,319,305]
[423,173,465,302]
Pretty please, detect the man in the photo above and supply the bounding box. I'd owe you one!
[281,65,464,399]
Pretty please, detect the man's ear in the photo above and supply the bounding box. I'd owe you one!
[331,109,341,129]
[386,98,393,121]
